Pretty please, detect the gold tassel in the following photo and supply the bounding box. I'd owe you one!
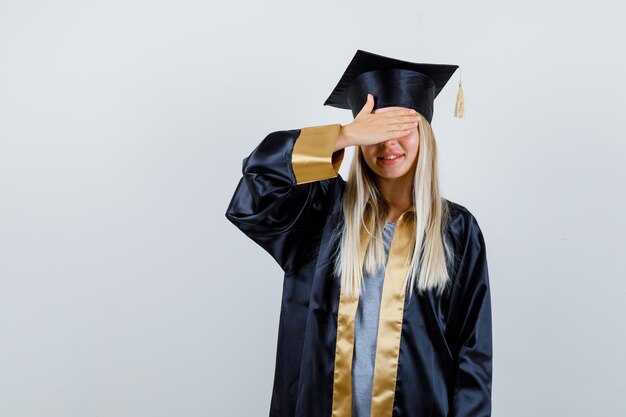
[454,67,465,118]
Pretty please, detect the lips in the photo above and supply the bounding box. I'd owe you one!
[377,153,405,160]
[377,153,405,165]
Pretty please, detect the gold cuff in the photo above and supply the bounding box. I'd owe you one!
[292,124,345,185]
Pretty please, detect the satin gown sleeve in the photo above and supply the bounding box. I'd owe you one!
[448,213,493,417]
[225,124,345,274]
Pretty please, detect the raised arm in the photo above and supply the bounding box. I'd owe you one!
[225,124,346,273]
[225,95,420,273]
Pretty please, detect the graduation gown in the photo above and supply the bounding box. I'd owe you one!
[225,124,493,417]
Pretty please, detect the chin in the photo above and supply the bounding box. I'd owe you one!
[374,169,409,179]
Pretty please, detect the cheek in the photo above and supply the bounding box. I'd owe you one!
[360,147,376,160]
[399,137,418,154]
[408,136,420,153]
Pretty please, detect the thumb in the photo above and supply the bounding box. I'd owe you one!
[357,93,374,117]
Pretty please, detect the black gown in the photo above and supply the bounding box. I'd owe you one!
[225,123,493,417]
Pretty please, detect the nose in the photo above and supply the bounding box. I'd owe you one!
[381,138,398,146]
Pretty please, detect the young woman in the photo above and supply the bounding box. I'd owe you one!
[225,50,492,417]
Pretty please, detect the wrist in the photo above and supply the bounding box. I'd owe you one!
[334,125,353,152]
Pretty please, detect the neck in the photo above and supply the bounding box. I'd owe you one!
[375,175,414,223]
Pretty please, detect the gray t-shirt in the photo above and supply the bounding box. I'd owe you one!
[351,221,396,417]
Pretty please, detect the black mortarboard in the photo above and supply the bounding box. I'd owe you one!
[324,49,464,123]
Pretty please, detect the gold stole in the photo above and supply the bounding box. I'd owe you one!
[331,209,415,417]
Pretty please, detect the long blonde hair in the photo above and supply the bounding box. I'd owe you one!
[332,112,453,301]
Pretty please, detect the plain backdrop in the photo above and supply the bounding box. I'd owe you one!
[1,1,625,416]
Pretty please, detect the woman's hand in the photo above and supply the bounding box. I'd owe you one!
[335,93,420,151]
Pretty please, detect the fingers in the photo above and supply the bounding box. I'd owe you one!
[357,93,375,116]
[383,116,419,131]
[383,130,412,140]
[350,100,419,145]
[378,109,419,130]
[387,115,420,125]
[385,122,418,132]
[382,113,419,132]
[382,108,417,118]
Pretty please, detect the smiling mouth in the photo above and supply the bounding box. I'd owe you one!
[377,154,405,166]
[377,154,405,160]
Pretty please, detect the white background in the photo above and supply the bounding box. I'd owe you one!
[1,1,624,416]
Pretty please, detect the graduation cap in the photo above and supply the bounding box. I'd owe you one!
[323,49,464,124]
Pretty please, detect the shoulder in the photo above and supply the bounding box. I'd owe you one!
[442,199,490,294]
[443,198,480,226]
[442,198,486,248]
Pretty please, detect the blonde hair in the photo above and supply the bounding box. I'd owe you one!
[332,112,453,302]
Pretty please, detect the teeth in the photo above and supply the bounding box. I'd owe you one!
[382,155,401,160]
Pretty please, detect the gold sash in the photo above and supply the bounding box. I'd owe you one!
[331,208,415,417]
